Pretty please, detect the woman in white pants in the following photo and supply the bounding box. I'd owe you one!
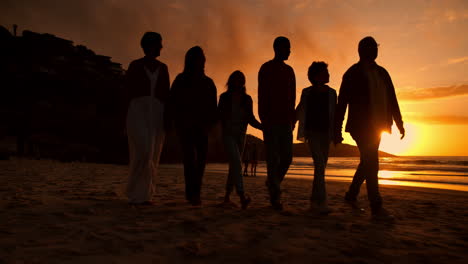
[123,32,170,205]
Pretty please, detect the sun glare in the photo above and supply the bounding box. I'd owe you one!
[379,123,419,156]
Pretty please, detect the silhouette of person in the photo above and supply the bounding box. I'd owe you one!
[242,141,250,177]
[168,46,217,206]
[249,143,258,177]
[296,61,337,215]
[258,36,296,210]
[123,32,170,205]
[335,36,405,220]
[218,70,262,209]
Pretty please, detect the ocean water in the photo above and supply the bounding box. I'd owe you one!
[205,156,468,192]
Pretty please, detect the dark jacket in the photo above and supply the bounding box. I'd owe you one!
[218,91,262,135]
[168,72,218,131]
[258,59,296,127]
[335,61,403,137]
[296,85,337,142]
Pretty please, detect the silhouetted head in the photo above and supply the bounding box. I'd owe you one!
[184,46,205,75]
[273,36,291,61]
[141,32,162,58]
[226,70,246,94]
[358,36,378,62]
[308,61,329,85]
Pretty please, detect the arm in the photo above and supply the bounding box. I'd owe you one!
[290,67,297,127]
[331,88,339,144]
[385,70,405,139]
[217,93,227,122]
[295,89,307,142]
[160,64,171,130]
[159,64,171,103]
[295,97,303,122]
[166,74,182,128]
[335,71,351,143]
[257,64,269,125]
[121,61,137,130]
[123,62,135,113]
[208,78,218,127]
[246,96,262,130]
[331,88,338,113]
[295,89,306,122]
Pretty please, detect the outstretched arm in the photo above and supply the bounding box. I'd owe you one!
[247,96,262,130]
[295,89,306,122]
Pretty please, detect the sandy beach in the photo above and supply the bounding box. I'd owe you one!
[0,158,467,264]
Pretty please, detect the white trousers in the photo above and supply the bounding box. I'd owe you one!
[126,96,165,203]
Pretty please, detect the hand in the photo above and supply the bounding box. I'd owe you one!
[399,125,405,140]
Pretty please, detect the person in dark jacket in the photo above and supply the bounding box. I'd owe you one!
[168,46,217,206]
[258,36,296,210]
[335,36,405,220]
[296,61,337,214]
[218,70,262,209]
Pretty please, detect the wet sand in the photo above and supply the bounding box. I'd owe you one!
[0,158,467,263]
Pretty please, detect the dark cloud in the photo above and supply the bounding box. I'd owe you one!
[0,0,358,92]
[398,84,468,101]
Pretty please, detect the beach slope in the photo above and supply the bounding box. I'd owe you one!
[0,159,467,263]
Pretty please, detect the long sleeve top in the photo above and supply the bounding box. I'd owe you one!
[218,91,262,136]
[296,85,337,142]
[335,61,403,137]
[168,72,218,131]
[258,59,296,128]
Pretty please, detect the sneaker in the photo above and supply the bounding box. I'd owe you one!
[344,195,365,212]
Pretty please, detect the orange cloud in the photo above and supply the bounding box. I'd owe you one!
[398,84,468,101]
[407,114,468,125]
[447,56,468,65]
[0,0,360,97]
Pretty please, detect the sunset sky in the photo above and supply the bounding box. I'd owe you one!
[1,0,467,156]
